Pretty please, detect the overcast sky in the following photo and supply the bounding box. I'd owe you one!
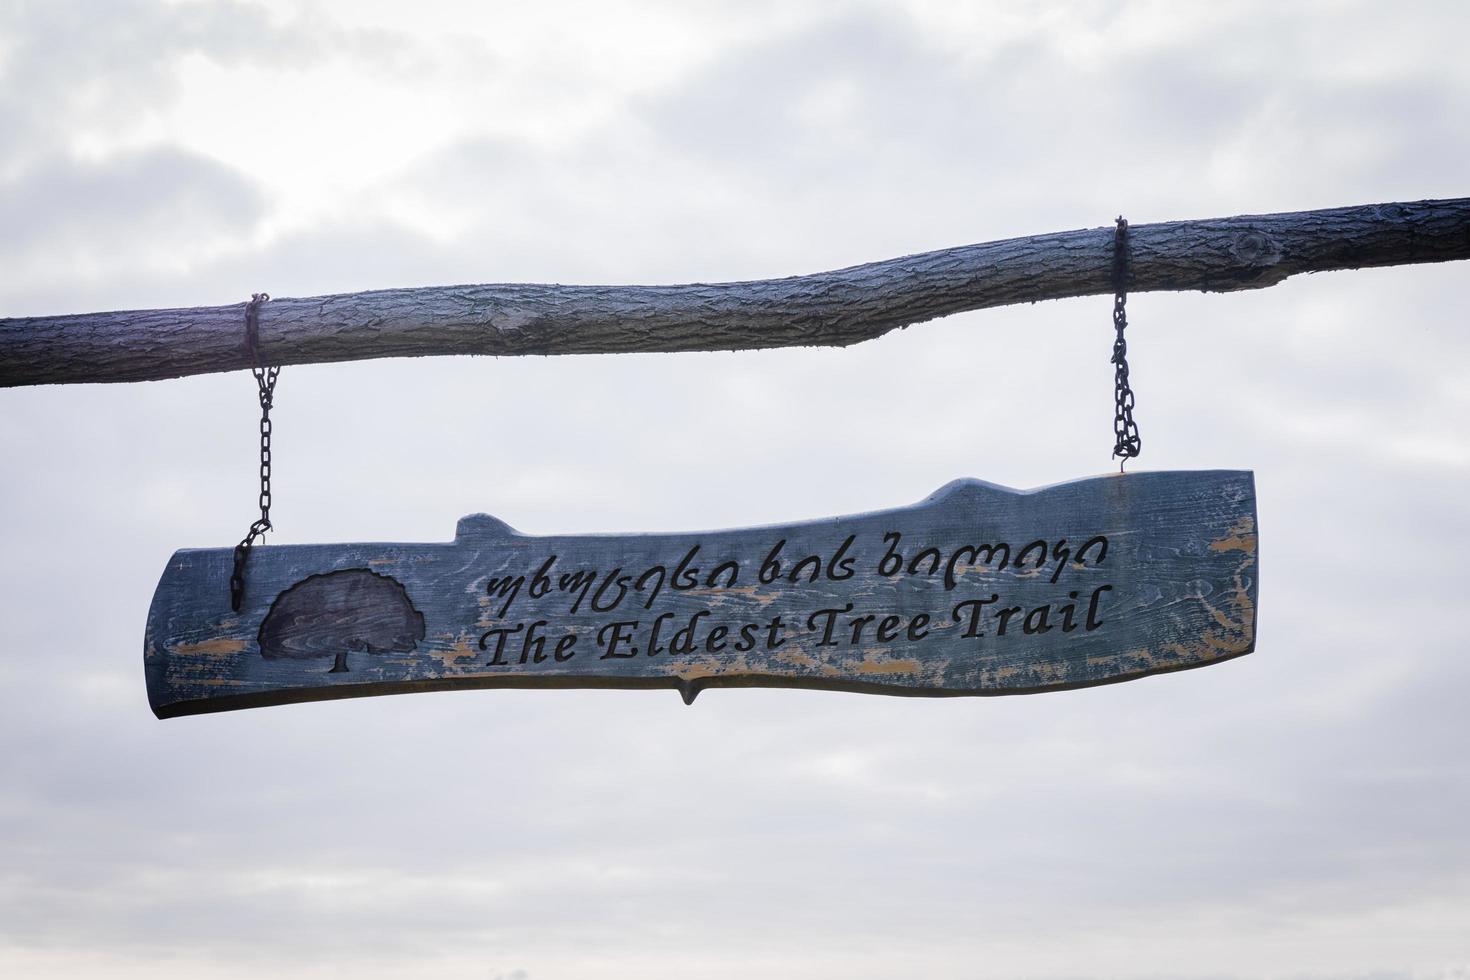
[1,1,1468,978]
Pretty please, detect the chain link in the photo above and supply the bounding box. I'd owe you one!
[230,293,278,612]
[1111,217,1142,468]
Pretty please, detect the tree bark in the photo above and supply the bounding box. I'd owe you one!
[3,197,1467,387]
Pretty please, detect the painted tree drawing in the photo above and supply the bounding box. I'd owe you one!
[258,569,426,673]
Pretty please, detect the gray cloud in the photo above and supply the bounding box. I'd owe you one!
[0,1,290,160]
[0,0,415,156]
[0,146,265,271]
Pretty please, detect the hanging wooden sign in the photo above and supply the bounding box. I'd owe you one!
[144,470,1257,718]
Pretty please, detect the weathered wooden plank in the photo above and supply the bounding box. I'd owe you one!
[144,470,1258,718]
[6,197,1469,386]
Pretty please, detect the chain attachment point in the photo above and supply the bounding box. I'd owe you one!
[1111,217,1142,470]
[230,293,278,612]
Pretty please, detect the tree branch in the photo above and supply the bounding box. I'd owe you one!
[3,197,1467,387]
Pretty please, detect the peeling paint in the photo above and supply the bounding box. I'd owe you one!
[855,655,922,675]
[171,638,247,657]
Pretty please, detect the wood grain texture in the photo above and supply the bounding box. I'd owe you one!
[144,470,1258,718]
[5,197,1467,386]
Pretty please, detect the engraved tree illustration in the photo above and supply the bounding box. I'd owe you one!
[258,569,426,673]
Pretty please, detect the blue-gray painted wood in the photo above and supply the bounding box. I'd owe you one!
[144,470,1258,718]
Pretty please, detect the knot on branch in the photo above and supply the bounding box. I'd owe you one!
[1229,230,1284,269]
[1211,229,1288,290]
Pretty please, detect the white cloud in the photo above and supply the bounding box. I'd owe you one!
[1,1,1468,978]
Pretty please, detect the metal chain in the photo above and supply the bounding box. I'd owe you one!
[1111,216,1142,469]
[230,293,278,612]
